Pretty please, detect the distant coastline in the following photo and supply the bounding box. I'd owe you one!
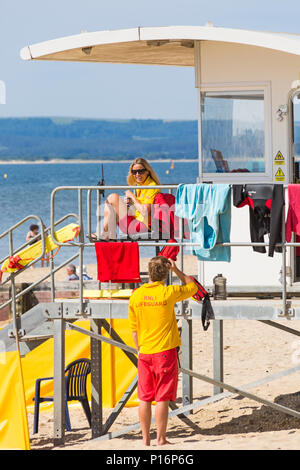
[0,158,199,165]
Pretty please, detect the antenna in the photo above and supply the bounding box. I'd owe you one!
[97,164,105,196]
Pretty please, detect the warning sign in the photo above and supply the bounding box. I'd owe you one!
[275,167,285,181]
[274,151,285,165]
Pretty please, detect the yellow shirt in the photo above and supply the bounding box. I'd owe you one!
[128,281,198,354]
[135,176,160,226]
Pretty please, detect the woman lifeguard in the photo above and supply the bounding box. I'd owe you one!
[96,158,161,240]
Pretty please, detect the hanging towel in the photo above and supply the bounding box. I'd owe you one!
[95,242,141,283]
[233,184,284,257]
[175,184,231,262]
[286,184,300,243]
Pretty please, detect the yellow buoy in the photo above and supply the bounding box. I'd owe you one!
[166,170,169,175]
[3,174,7,179]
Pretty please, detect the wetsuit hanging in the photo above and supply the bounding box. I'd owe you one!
[233,184,284,257]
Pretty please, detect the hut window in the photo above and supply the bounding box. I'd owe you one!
[201,90,265,174]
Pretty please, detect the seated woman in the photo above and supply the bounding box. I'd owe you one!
[94,158,161,240]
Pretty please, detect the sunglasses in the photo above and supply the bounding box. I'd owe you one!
[131,168,147,175]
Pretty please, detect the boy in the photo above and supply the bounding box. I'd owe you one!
[128,256,197,446]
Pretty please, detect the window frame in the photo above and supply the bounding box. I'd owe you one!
[198,82,272,183]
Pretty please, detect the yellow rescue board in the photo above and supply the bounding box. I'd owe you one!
[83,289,133,299]
[1,223,80,273]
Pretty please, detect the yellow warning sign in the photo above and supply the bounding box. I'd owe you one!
[275,167,285,181]
[274,151,285,165]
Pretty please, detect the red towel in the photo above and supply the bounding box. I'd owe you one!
[286,185,300,242]
[95,242,141,283]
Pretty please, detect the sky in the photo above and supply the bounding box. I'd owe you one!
[1,0,300,120]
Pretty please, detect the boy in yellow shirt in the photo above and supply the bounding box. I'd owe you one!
[128,256,197,446]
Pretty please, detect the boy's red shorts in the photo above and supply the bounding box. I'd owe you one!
[137,348,178,402]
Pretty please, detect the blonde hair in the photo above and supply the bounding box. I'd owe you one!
[148,256,170,282]
[127,158,161,186]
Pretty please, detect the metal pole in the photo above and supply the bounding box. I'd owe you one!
[78,189,84,314]
[8,230,17,335]
[281,203,287,313]
[90,319,103,438]
[181,317,193,413]
[213,320,224,395]
[179,215,193,413]
[50,250,55,302]
[53,317,65,446]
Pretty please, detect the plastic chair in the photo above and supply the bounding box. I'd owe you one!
[33,358,91,434]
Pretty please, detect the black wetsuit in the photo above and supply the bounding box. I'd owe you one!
[233,184,284,257]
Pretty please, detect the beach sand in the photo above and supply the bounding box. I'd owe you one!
[3,256,199,285]
[3,258,300,450]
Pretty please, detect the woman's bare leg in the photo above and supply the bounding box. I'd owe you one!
[101,193,128,240]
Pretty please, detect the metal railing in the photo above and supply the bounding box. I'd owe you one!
[2,183,300,333]
[0,213,79,333]
[49,183,300,318]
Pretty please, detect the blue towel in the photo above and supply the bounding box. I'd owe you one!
[175,184,231,262]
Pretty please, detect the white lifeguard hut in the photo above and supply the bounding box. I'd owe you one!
[20,25,300,287]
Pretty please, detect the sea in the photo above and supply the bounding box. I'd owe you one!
[0,160,199,267]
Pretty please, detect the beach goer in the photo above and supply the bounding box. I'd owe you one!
[128,256,197,446]
[91,158,161,240]
[26,224,40,245]
[79,265,93,280]
[65,264,79,281]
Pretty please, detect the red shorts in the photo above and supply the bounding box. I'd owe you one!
[118,214,149,235]
[137,348,178,402]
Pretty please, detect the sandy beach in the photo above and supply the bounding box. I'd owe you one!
[26,316,300,451]
[2,258,300,450]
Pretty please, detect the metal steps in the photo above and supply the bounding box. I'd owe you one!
[0,303,54,356]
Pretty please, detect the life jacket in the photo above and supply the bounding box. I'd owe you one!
[153,193,190,239]
[157,238,179,261]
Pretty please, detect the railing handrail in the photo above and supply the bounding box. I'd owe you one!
[0,183,296,329]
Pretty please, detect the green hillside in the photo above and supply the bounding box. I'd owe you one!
[0,117,198,161]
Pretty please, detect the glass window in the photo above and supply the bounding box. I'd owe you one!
[201,90,265,174]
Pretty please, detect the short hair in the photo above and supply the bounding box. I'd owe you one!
[67,264,76,273]
[29,224,39,231]
[148,256,170,282]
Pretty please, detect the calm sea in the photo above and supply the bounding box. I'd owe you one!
[0,160,199,266]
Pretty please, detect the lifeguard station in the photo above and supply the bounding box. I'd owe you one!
[2,24,300,448]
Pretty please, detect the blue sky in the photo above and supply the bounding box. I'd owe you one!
[1,0,300,119]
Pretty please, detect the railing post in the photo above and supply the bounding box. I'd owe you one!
[90,319,103,438]
[78,189,84,314]
[213,320,224,395]
[53,316,65,446]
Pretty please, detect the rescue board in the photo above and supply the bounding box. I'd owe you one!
[83,289,133,299]
[1,223,80,274]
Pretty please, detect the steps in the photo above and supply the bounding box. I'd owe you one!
[0,303,54,356]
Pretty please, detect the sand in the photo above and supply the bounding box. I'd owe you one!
[2,256,199,285]
[3,259,300,450]
[25,316,300,451]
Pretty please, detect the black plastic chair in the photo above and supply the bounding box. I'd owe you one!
[33,358,91,434]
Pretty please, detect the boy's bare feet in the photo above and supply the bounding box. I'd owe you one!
[157,439,172,446]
